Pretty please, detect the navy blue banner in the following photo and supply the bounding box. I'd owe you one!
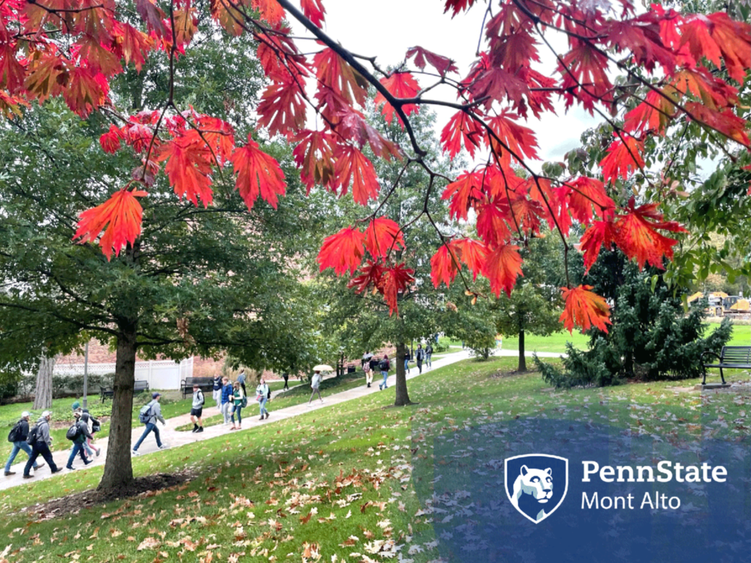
[412,418,751,563]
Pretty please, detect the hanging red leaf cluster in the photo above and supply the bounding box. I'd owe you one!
[1,0,748,326]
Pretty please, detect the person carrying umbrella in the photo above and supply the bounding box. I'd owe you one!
[309,364,331,404]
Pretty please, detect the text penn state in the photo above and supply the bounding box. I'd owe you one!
[581,461,727,483]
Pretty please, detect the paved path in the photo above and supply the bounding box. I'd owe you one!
[1,349,563,492]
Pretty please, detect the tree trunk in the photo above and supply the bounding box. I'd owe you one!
[394,342,412,406]
[98,325,137,494]
[518,330,527,372]
[33,354,55,409]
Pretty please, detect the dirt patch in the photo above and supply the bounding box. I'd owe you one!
[17,470,194,520]
[489,369,528,379]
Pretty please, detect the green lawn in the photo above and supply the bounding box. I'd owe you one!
[1,355,749,562]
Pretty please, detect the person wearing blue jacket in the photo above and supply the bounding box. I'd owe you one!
[220,376,234,426]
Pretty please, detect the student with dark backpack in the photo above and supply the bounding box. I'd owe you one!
[66,410,94,471]
[190,383,205,433]
[4,411,44,476]
[378,355,390,390]
[23,411,61,479]
[132,393,168,455]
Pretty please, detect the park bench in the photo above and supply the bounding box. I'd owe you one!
[701,346,751,385]
[180,376,214,398]
[99,380,150,402]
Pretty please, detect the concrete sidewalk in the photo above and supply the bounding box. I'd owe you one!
[1,348,563,492]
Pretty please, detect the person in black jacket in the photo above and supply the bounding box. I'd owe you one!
[4,411,44,476]
[23,411,61,479]
[66,410,94,471]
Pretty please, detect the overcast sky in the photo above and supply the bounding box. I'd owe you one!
[289,0,601,165]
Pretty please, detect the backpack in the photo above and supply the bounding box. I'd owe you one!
[91,417,101,433]
[138,402,154,424]
[26,425,39,445]
[66,423,81,441]
[241,396,248,408]
[7,420,23,443]
[198,390,205,406]
[379,359,390,371]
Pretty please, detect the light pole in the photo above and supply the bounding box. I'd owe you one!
[82,341,89,409]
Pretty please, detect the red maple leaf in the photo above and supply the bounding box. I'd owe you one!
[623,88,677,134]
[157,132,214,207]
[317,226,365,275]
[257,78,307,138]
[314,48,368,107]
[74,189,147,260]
[441,171,483,221]
[567,177,615,224]
[560,285,612,334]
[348,259,385,295]
[230,135,287,210]
[406,46,457,76]
[486,110,539,166]
[440,110,484,159]
[430,244,460,289]
[292,130,336,191]
[559,43,612,113]
[364,217,404,259]
[685,102,750,147]
[251,0,286,26]
[475,198,511,247]
[483,243,523,297]
[453,238,487,281]
[100,124,125,154]
[614,199,687,270]
[333,145,380,205]
[443,0,478,17]
[381,263,415,316]
[301,0,326,26]
[579,220,617,273]
[374,72,420,125]
[599,134,645,183]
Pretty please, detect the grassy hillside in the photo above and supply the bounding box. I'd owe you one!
[0,355,748,562]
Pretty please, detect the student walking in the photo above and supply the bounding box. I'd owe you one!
[282,372,290,391]
[220,376,234,426]
[309,370,323,404]
[132,393,168,455]
[425,344,433,369]
[4,411,44,476]
[23,411,61,479]
[256,378,270,420]
[190,383,205,433]
[362,353,373,388]
[212,374,223,409]
[378,356,390,390]
[231,381,247,429]
[237,369,247,396]
[404,350,411,375]
[66,410,94,471]
[415,344,425,374]
[80,409,101,458]
[368,356,379,388]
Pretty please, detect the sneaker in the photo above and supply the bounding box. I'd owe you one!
[84,459,93,466]
[95,449,101,457]
[132,449,140,456]
[158,444,169,450]
[196,427,204,433]
[191,427,198,433]
[66,466,75,471]
[4,471,15,476]
[23,474,33,479]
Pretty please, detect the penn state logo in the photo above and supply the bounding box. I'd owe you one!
[505,454,568,524]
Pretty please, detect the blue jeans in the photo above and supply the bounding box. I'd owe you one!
[232,404,244,425]
[259,398,268,417]
[404,359,410,372]
[67,442,88,468]
[133,423,161,451]
[379,371,389,389]
[5,441,39,473]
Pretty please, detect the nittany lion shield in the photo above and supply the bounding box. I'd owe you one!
[505,454,568,524]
